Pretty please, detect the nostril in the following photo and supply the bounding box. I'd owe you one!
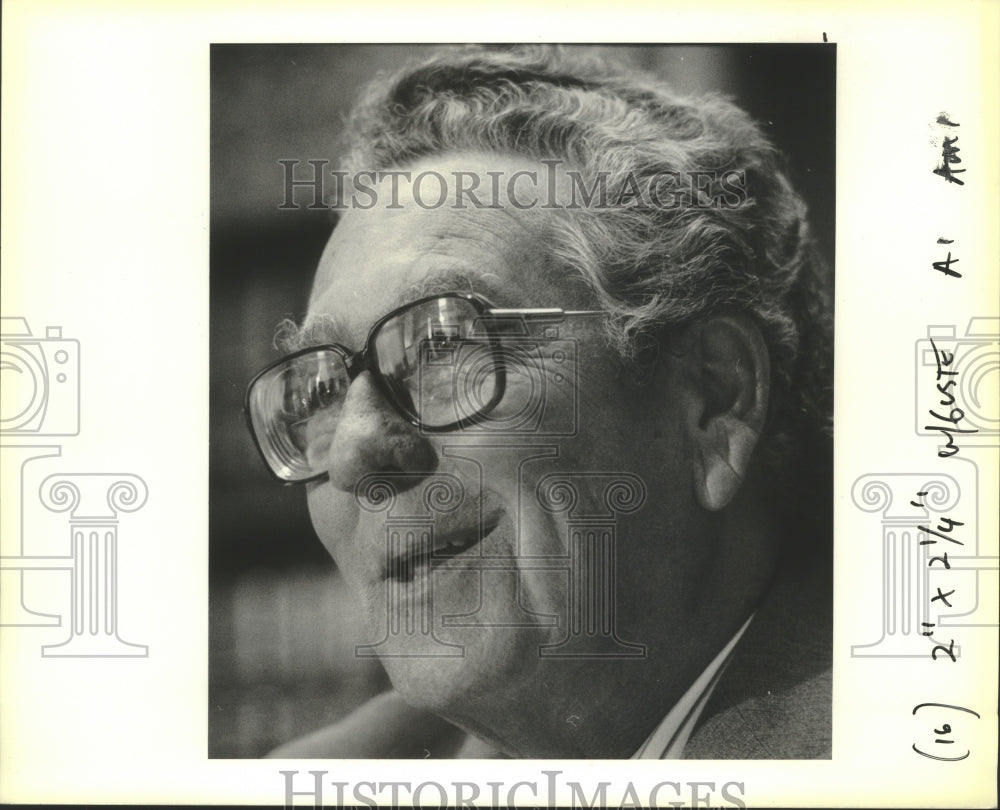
[320,370,440,492]
[325,425,439,493]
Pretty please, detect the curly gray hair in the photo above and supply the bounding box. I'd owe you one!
[337,45,833,497]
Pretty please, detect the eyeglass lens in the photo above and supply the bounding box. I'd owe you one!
[373,297,501,429]
[250,296,502,481]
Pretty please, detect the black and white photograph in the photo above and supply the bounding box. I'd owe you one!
[2,4,997,807]
[210,43,835,761]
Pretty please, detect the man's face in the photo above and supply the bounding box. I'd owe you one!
[303,153,742,757]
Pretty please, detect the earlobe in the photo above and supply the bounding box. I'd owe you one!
[693,416,762,511]
[685,316,770,512]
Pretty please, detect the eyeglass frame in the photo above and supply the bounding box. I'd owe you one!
[244,291,605,484]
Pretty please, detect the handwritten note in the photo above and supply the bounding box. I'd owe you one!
[912,113,980,763]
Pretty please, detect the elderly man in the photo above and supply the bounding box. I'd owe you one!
[247,46,833,759]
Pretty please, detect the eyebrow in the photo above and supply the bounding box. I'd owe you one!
[409,268,506,303]
[275,313,349,353]
[283,268,511,352]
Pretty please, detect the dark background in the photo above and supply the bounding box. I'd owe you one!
[209,43,835,757]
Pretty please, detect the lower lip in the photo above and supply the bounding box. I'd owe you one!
[385,521,500,584]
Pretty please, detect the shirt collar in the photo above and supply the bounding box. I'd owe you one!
[632,612,755,759]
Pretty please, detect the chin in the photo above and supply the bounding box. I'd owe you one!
[380,620,549,714]
[382,655,467,712]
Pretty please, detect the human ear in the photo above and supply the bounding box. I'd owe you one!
[682,315,771,512]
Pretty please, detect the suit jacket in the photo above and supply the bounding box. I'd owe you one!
[682,551,832,759]
[268,552,832,760]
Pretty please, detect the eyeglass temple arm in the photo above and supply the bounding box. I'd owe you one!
[484,307,605,320]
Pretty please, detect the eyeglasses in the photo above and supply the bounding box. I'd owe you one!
[245,292,604,483]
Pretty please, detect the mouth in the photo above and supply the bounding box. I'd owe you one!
[385,514,500,583]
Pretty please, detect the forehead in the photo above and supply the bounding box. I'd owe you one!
[305,152,571,343]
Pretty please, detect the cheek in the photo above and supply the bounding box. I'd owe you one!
[306,486,360,565]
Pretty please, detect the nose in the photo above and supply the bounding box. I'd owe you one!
[320,371,438,492]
